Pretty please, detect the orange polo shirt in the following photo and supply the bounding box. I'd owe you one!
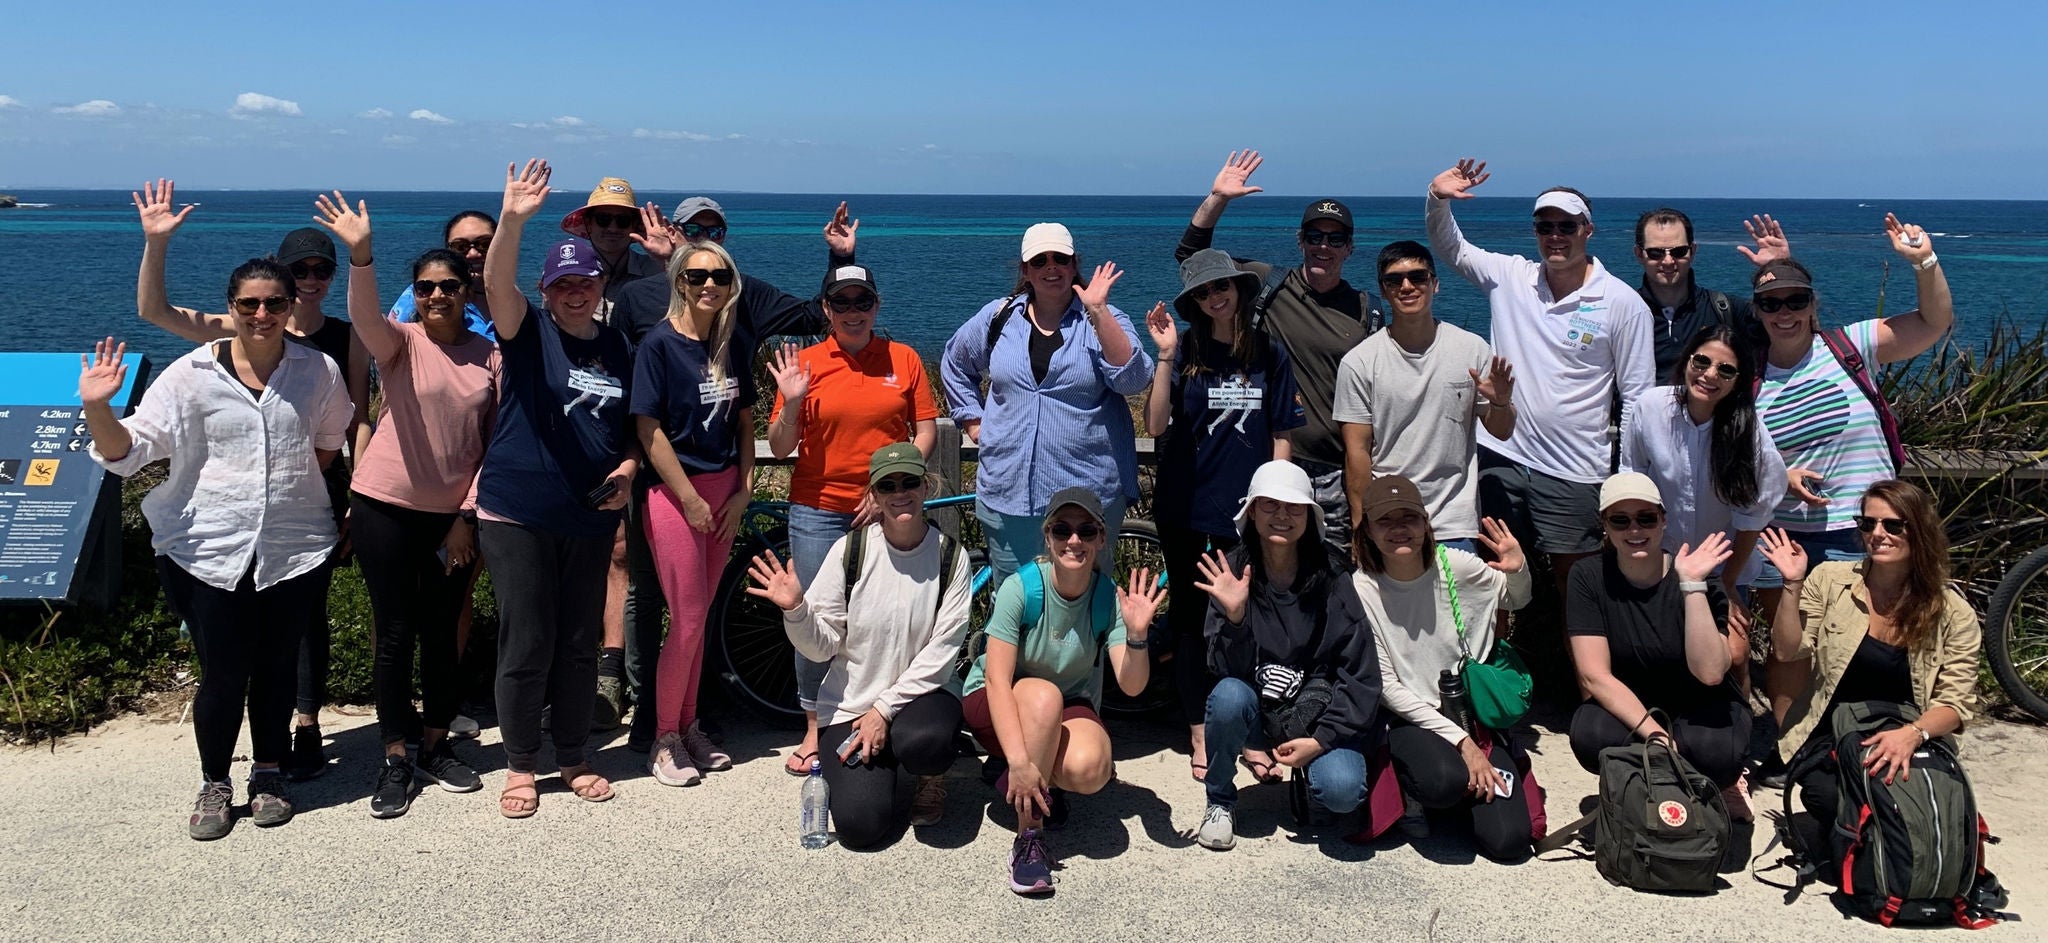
[773,335,939,513]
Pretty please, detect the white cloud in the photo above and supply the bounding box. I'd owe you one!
[923,144,938,150]
[408,108,452,124]
[53,99,121,117]
[357,107,393,119]
[0,95,22,109]
[552,115,585,127]
[633,127,715,142]
[229,92,302,118]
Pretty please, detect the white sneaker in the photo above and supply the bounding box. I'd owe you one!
[1197,803,1236,851]
[650,732,702,787]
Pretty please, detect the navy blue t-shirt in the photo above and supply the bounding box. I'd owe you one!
[629,319,757,475]
[475,303,634,538]
[1154,338,1305,536]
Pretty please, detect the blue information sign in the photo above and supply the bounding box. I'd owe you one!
[0,351,149,603]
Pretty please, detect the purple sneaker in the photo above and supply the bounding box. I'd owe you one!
[1008,828,1053,895]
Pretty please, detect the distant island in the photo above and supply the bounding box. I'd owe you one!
[0,195,17,209]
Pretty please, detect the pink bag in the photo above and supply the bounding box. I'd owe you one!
[1347,727,1547,843]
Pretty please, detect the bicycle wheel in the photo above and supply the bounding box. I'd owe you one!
[1103,518,1176,717]
[1986,544,2048,722]
[706,526,806,729]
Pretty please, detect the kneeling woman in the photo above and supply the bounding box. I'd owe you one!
[961,487,1164,895]
[1192,461,1379,851]
[747,444,970,848]
[1566,473,1751,818]
[1354,476,1535,862]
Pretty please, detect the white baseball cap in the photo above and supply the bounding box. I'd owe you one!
[1020,222,1075,261]
[1533,190,1591,223]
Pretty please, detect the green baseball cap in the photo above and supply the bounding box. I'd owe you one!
[868,443,926,486]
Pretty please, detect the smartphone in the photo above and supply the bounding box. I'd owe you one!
[584,477,621,509]
[837,733,865,767]
[1492,767,1515,799]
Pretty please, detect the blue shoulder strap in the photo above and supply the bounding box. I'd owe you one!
[1019,563,1117,644]
[1019,560,1045,637]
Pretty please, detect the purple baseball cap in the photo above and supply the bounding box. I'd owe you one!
[541,237,604,288]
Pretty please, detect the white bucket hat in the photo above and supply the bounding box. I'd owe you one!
[1233,461,1324,536]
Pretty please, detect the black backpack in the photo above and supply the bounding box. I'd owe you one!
[1247,264,1385,338]
[1541,715,1730,893]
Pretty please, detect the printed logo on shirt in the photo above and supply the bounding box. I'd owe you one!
[698,376,741,429]
[564,365,623,416]
[883,372,901,389]
[1204,376,1264,434]
[1562,313,1605,352]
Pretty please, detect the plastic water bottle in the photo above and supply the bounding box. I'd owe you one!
[800,760,831,849]
[1439,668,1474,734]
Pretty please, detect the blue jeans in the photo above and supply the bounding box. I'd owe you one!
[787,503,858,711]
[1752,526,1867,589]
[975,494,1127,595]
[1202,677,1366,812]
[1439,537,1479,554]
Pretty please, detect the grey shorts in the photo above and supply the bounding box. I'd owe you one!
[1477,448,1601,556]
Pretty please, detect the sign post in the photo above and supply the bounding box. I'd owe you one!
[0,351,150,607]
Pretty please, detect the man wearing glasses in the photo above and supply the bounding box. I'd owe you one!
[1634,207,1783,377]
[561,177,668,311]
[1174,150,1385,563]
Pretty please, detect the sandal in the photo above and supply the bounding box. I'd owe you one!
[784,749,818,778]
[1240,754,1284,785]
[1189,757,1209,782]
[561,766,614,803]
[499,776,539,819]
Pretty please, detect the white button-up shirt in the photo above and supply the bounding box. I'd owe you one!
[1621,386,1788,586]
[90,340,352,590]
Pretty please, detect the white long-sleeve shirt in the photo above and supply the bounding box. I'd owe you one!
[1358,549,1533,746]
[90,340,351,590]
[780,523,972,726]
[1425,193,1655,484]
[1621,386,1789,585]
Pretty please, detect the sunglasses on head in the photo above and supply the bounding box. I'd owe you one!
[1047,521,1102,541]
[1378,269,1434,289]
[1641,245,1693,261]
[1687,353,1739,380]
[1300,230,1351,247]
[827,292,876,313]
[1533,220,1583,236]
[587,210,637,230]
[1027,252,1074,269]
[1604,510,1663,531]
[681,267,735,286]
[1190,280,1235,302]
[872,474,923,495]
[232,295,292,315]
[414,278,466,298]
[290,260,336,280]
[678,222,727,241]
[1755,292,1813,314]
[447,237,492,255]
[1854,515,1910,536]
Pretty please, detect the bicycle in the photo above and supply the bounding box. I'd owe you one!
[1985,537,2048,722]
[704,491,1173,727]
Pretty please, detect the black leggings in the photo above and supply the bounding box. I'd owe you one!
[479,519,612,775]
[820,689,962,849]
[1160,520,1238,726]
[293,563,334,717]
[1568,697,1751,788]
[1386,722,1533,862]
[351,493,476,747]
[158,557,325,782]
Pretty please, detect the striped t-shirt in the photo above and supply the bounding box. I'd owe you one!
[1755,319,1893,532]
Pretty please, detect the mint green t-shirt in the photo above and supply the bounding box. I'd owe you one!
[961,562,1128,705]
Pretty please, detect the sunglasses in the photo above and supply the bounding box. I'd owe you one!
[872,474,924,495]
[232,295,292,315]
[587,210,638,230]
[677,222,727,241]
[1641,245,1693,261]
[1755,292,1813,314]
[1189,280,1235,302]
[1027,252,1074,269]
[1300,230,1351,247]
[1533,220,1583,236]
[290,261,336,280]
[827,292,876,313]
[1854,515,1910,536]
[1687,354,1740,380]
[414,278,467,298]
[681,268,736,286]
[1603,511,1664,531]
[1047,522,1102,541]
[447,237,493,255]
[1378,269,1434,289]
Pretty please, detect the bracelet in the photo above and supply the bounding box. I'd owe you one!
[1123,637,1149,650]
[1914,253,1939,271]
[1678,580,1708,593]
[352,258,373,269]
[1909,722,1930,743]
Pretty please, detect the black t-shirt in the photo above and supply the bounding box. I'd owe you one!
[290,317,353,376]
[1566,550,1735,711]
[606,251,849,350]
[1826,633,1913,715]
[1028,324,1062,384]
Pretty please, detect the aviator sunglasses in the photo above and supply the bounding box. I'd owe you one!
[1854,515,1910,536]
[1687,354,1740,380]
[232,295,292,315]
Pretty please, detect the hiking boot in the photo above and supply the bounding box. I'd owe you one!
[286,725,328,781]
[1197,803,1236,851]
[247,772,294,827]
[1008,828,1054,895]
[680,720,732,772]
[370,756,415,819]
[909,775,947,827]
[592,676,626,731]
[417,741,482,793]
[651,732,701,787]
[1044,788,1069,830]
[189,781,234,841]
[1398,795,1430,839]
[1722,769,1755,823]
[448,714,481,740]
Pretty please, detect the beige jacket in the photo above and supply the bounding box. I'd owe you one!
[1777,560,1982,756]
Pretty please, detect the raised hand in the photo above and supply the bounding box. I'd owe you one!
[1144,302,1178,359]
[1476,516,1526,575]
[311,191,373,259]
[823,201,859,257]
[1736,214,1791,266]
[744,549,805,611]
[1430,159,1490,200]
[78,337,129,406]
[1118,566,1165,634]
[1884,212,1935,264]
[769,342,811,404]
[1674,531,1733,583]
[1756,528,1809,585]
[500,159,552,222]
[1075,261,1122,310]
[132,178,195,241]
[1786,467,1827,507]
[1211,150,1265,201]
[1192,549,1251,621]
[630,202,675,261]
[1471,355,1515,409]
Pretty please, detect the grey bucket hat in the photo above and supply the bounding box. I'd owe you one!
[1173,248,1261,322]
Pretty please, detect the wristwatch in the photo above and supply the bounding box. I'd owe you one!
[1914,253,1940,271]
[1678,580,1708,594]
[1909,722,1931,743]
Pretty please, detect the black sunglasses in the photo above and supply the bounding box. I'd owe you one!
[678,222,727,241]
[290,260,336,280]
[827,292,876,313]
[1189,280,1235,302]
[1641,245,1693,261]
[1854,515,1910,536]
[681,268,736,286]
[232,295,292,315]
[1027,252,1074,269]
[1300,230,1351,247]
[447,237,492,255]
[414,278,466,298]
[1379,269,1434,289]
[873,474,924,495]
[1687,353,1740,380]
[1604,511,1663,531]
[1755,292,1813,314]
[1533,220,1583,236]
[1047,522,1102,541]
[587,210,637,230]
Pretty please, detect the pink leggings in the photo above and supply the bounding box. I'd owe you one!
[645,470,740,737]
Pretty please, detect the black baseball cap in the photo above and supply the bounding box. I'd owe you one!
[1043,487,1106,528]
[277,228,337,266]
[822,264,880,297]
[1301,199,1353,232]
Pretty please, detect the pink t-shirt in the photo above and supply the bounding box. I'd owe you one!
[351,321,500,513]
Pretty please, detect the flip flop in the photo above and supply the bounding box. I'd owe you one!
[561,766,614,803]
[499,779,538,819]
[784,750,818,777]
[1190,757,1209,782]
[1240,755,1284,785]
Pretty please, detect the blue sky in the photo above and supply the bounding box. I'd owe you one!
[4,1,2045,198]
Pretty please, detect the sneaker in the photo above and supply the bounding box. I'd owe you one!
[369,756,415,819]
[650,732,701,787]
[909,775,947,827]
[286,725,328,781]
[417,742,482,794]
[247,772,294,827]
[680,720,732,772]
[1008,828,1054,895]
[1044,788,1069,831]
[188,781,234,841]
[592,676,626,731]
[449,714,481,740]
[1196,803,1236,851]
[1722,769,1755,823]
[1398,795,1430,839]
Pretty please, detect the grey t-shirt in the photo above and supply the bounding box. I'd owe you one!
[1332,322,1494,539]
